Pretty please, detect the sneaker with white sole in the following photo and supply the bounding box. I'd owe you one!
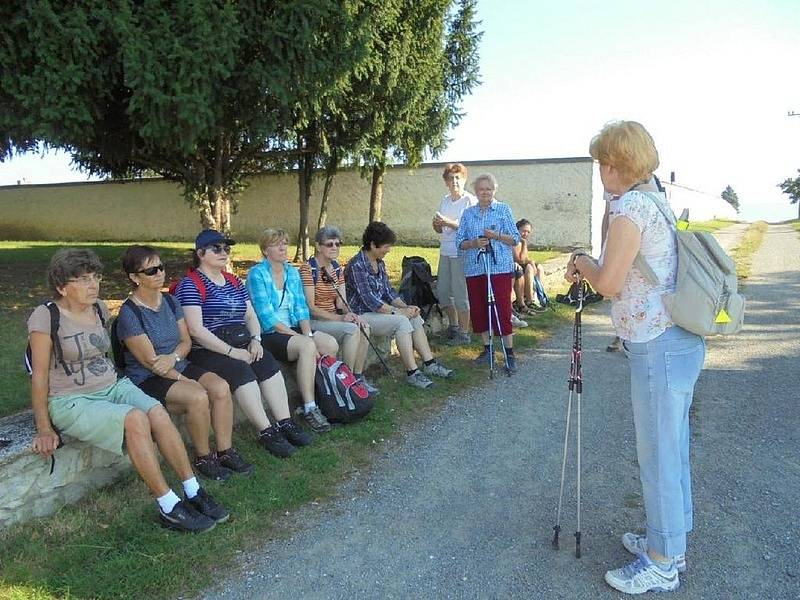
[407,370,434,389]
[510,314,528,328]
[422,361,453,378]
[622,532,687,573]
[604,553,679,595]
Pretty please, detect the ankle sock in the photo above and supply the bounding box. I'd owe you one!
[505,347,515,356]
[483,344,490,352]
[182,476,200,499]
[157,489,181,513]
[423,358,436,367]
[303,401,318,414]
[407,368,418,376]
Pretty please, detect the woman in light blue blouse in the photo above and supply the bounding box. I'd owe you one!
[247,228,338,434]
[454,173,521,372]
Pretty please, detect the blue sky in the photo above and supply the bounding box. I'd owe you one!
[2,0,799,220]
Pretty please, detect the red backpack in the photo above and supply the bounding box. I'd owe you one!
[168,268,241,301]
[315,355,373,423]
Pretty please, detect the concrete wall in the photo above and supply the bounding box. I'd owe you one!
[0,158,594,249]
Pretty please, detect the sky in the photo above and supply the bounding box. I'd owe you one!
[1,0,799,221]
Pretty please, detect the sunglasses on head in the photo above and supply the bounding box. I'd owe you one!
[322,240,341,248]
[137,264,165,276]
[205,244,231,255]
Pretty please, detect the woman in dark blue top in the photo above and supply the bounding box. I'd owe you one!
[172,230,312,459]
[118,245,253,480]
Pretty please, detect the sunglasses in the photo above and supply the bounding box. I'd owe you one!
[322,241,341,248]
[137,264,165,276]
[205,244,231,255]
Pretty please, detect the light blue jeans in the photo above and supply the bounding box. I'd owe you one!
[623,326,705,558]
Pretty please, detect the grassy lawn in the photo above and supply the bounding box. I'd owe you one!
[731,221,769,280]
[0,240,571,600]
[686,218,739,233]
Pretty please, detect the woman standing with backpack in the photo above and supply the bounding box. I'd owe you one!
[116,245,253,481]
[565,121,705,594]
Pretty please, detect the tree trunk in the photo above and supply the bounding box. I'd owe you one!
[317,153,338,231]
[369,164,384,222]
[294,146,314,262]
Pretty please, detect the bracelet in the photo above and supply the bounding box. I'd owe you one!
[226,346,233,356]
[174,353,181,363]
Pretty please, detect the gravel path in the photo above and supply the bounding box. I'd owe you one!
[201,224,799,600]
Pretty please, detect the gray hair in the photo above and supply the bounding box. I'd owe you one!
[47,248,104,296]
[315,225,343,245]
[473,172,498,192]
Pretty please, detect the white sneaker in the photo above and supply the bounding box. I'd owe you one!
[622,532,687,573]
[604,553,679,595]
[510,314,528,328]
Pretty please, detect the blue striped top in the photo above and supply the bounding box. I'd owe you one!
[173,270,249,332]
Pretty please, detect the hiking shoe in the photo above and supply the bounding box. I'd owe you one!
[217,447,254,476]
[604,553,679,595]
[474,348,497,365]
[303,406,332,433]
[279,418,314,446]
[423,361,453,379]
[258,425,296,458]
[356,375,380,395]
[510,314,528,328]
[158,500,216,533]
[193,453,232,482]
[504,354,517,374]
[622,533,687,573]
[186,487,229,524]
[407,370,434,389]
[446,331,472,346]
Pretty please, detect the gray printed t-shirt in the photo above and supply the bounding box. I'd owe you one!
[116,294,188,385]
[27,301,117,398]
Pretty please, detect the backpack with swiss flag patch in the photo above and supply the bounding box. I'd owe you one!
[314,355,373,423]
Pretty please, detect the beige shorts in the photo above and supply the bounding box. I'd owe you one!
[310,319,360,342]
[359,313,424,337]
[437,255,469,310]
[48,377,161,456]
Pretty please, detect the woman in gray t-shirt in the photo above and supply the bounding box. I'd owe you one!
[118,245,253,480]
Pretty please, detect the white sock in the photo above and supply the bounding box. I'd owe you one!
[157,490,181,513]
[303,401,318,414]
[182,476,200,499]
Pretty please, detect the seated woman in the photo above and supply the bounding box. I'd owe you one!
[173,229,312,458]
[29,248,227,533]
[344,221,453,390]
[512,218,546,314]
[299,226,378,395]
[117,245,253,481]
[247,228,338,434]
[454,173,521,372]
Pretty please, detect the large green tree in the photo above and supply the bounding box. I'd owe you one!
[721,185,740,213]
[778,169,800,220]
[0,1,373,232]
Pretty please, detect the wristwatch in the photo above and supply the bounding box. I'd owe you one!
[251,334,262,342]
[174,353,181,363]
[306,331,314,337]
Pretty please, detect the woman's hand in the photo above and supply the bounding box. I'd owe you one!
[342,312,361,325]
[32,430,60,458]
[151,354,177,376]
[230,347,253,363]
[565,252,585,282]
[248,338,263,363]
[475,236,490,250]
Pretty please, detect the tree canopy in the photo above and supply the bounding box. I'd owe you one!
[721,185,740,213]
[778,169,800,219]
[0,0,481,243]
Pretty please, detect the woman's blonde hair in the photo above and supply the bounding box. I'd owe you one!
[589,121,659,185]
[258,227,289,254]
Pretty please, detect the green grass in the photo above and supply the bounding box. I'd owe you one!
[0,240,571,599]
[685,218,738,233]
[731,221,768,280]
[789,219,800,233]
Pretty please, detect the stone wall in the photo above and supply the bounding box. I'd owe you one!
[0,158,593,249]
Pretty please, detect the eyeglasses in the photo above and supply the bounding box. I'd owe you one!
[136,264,165,276]
[322,241,341,248]
[206,244,231,255]
[68,274,103,285]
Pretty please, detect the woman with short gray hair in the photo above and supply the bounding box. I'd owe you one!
[300,226,378,394]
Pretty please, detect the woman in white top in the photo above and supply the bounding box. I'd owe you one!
[432,162,476,344]
[565,121,705,595]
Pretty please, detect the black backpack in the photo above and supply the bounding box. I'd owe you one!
[110,295,177,369]
[24,301,106,376]
[398,256,442,319]
[314,355,373,423]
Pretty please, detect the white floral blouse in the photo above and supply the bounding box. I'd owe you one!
[603,190,677,342]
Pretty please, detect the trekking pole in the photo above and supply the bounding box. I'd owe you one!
[321,268,395,379]
[552,272,584,558]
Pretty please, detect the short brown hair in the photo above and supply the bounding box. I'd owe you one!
[258,228,289,255]
[121,245,160,287]
[442,163,468,180]
[589,121,659,185]
[47,248,103,296]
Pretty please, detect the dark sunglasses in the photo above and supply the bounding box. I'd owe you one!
[136,264,165,276]
[205,244,231,255]
[322,241,341,248]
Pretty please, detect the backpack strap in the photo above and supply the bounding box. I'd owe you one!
[185,269,207,303]
[44,301,71,376]
[222,271,241,288]
[163,293,177,316]
[308,256,320,284]
[92,301,107,329]
[121,297,145,329]
[631,191,674,285]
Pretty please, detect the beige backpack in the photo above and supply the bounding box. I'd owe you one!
[634,192,745,337]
